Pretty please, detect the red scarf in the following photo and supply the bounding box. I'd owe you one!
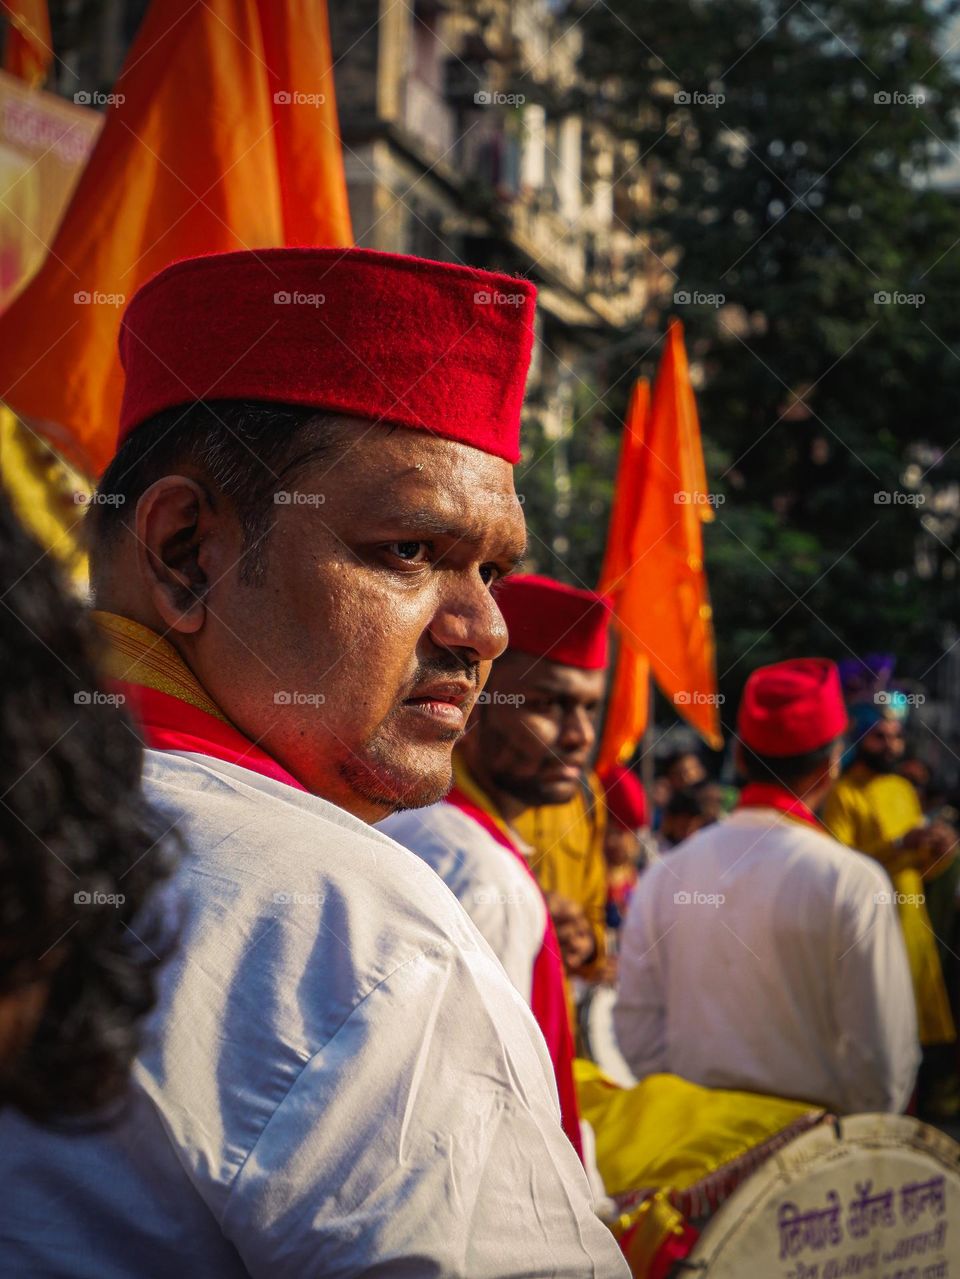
[737,782,822,829]
[446,786,584,1162]
[110,679,306,791]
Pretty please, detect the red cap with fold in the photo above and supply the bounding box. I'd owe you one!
[116,247,537,462]
[494,574,611,670]
[737,658,847,757]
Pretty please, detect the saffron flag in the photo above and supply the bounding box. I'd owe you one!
[599,321,722,753]
[596,378,650,772]
[1,1,51,87]
[0,0,353,476]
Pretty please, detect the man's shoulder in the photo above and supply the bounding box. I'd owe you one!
[378,802,526,893]
[143,750,488,987]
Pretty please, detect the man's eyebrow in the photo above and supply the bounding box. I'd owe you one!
[374,507,528,564]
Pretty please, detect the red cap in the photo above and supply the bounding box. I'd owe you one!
[116,248,537,462]
[494,574,611,670]
[737,658,846,757]
[599,764,648,830]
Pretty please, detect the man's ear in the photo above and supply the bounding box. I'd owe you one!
[134,476,217,635]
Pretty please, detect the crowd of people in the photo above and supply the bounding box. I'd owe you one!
[1,243,957,1276]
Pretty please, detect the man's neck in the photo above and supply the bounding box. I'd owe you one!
[454,752,530,830]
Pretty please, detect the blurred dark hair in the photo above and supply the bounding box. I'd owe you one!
[0,493,179,1122]
[664,787,714,821]
[739,739,839,787]
[89,401,354,584]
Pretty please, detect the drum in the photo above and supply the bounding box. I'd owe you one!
[680,1113,960,1278]
[578,981,638,1089]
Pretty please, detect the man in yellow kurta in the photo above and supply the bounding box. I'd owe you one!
[822,706,956,1052]
[451,574,612,977]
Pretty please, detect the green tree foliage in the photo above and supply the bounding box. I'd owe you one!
[564,0,960,700]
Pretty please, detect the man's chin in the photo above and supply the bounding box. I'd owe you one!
[338,747,454,814]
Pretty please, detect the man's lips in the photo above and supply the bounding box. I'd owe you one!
[401,682,475,729]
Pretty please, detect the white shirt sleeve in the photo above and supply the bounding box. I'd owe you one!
[831,860,921,1113]
[612,864,670,1079]
[378,806,546,1005]
[221,945,629,1279]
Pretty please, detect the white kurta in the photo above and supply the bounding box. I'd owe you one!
[378,803,546,1004]
[614,807,919,1115]
[0,751,628,1279]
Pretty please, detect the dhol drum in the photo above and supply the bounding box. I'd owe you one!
[680,1113,960,1279]
[578,981,638,1089]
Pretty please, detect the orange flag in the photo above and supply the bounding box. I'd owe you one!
[601,320,722,753]
[1,1,51,87]
[0,0,352,476]
[596,378,650,772]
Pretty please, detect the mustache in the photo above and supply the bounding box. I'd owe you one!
[403,652,481,695]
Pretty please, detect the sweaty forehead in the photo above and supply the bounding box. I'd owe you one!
[306,421,525,539]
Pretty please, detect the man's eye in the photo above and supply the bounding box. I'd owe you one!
[388,541,430,564]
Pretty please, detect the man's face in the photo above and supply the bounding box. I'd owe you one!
[465,650,606,808]
[859,718,904,773]
[190,424,527,820]
[668,753,706,790]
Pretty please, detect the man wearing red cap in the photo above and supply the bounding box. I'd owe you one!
[381,573,611,1159]
[0,251,627,1278]
[615,658,919,1114]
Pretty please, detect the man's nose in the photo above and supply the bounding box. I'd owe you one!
[428,580,508,663]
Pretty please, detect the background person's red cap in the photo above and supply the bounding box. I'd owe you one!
[598,764,648,830]
[494,574,611,670]
[737,658,847,757]
[116,247,537,463]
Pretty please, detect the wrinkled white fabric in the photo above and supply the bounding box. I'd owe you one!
[0,751,628,1278]
[378,803,546,1004]
[614,807,919,1115]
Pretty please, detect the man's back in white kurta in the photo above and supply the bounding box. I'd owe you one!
[614,807,919,1114]
[0,752,628,1278]
[378,802,546,1003]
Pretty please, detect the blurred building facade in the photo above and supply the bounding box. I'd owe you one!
[328,0,663,471]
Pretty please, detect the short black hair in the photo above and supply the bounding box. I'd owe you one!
[739,738,839,787]
[89,400,356,584]
[0,493,179,1122]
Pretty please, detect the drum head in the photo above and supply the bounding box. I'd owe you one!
[682,1113,960,1277]
[579,983,638,1089]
